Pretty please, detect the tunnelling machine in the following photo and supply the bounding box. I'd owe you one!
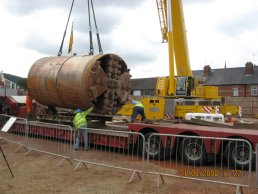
[27,54,131,115]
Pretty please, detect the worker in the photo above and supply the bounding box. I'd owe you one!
[225,112,238,123]
[73,107,93,151]
[130,99,146,123]
[225,112,232,123]
[25,91,33,119]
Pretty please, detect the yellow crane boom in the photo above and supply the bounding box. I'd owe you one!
[156,0,194,96]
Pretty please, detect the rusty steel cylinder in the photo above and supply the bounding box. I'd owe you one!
[27,54,131,115]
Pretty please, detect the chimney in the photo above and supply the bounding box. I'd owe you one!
[244,62,253,76]
[203,65,211,77]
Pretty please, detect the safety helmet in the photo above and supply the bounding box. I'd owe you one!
[74,108,82,113]
[131,100,138,105]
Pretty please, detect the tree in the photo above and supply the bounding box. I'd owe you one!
[16,78,28,90]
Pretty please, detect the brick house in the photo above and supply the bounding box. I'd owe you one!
[132,62,258,98]
[0,72,24,96]
[195,62,258,97]
[131,77,157,96]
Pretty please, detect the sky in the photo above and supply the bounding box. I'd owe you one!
[0,0,258,79]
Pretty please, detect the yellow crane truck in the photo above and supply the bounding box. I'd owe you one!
[117,0,239,120]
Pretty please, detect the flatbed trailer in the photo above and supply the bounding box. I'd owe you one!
[128,121,258,169]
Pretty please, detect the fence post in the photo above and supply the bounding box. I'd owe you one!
[256,144,258,189]
[24,119,29,148]
[235,185,243,194]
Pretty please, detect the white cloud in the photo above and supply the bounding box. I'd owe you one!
[184,0,258,70]
[0,4,67,77]
[0,0,258,79]
[104,1,169,78]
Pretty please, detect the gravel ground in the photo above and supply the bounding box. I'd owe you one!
[0,140,257,194]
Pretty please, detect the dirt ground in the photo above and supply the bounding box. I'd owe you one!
[0,141,257,194]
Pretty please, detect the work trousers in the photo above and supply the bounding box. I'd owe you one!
[131,106,146,123]
[74,126,89,150]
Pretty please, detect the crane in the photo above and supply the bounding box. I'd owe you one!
[155,0,216,99]
[118,0,239,119]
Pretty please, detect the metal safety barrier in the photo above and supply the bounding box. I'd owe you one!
[0,114,28,152]
[0,115,74,166]
[1,115,256,191]
[73,127,145,183]
[146,133,252,193]
[256,144,258,189]
[25,121,74,166]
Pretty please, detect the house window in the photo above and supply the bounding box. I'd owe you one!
[133,90,141,96]
[149,90,155,96]
[5,81,10,88]
[12,82,16,89]
[232,88,239,96]
[143,89,150,95]
[251,85,258,96]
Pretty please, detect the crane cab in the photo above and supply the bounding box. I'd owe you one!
[156,76,194,97]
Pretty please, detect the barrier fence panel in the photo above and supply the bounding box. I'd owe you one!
[25,121,74,166]
[146,134,252,192]
[256,144,258,189]
[73,127,145,183]
[0,114,28,152]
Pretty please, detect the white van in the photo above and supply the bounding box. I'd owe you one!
[185,113,225,123]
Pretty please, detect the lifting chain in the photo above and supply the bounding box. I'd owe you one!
[57,0,103,56]
[88,0,103,55]
[57,0,75,56]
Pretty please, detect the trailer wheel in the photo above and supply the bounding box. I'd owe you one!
[140,133,164,160]
[179,138,206,165]
[225,141,252,170]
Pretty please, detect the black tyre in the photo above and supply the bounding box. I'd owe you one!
[179,138,206,165]
[225,141,252,170]
[140,133,164,160]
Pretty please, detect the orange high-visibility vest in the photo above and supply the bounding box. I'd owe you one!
[26,94,32,113]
